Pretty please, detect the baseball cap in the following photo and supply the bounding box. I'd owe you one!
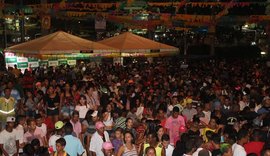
[91,111,98,117]
[55,121,64,130]
[95,121,105,129]
[7,116,15,122]
[102,142,114,150]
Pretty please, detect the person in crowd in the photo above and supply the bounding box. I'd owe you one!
[117,131,138,156]
[145,146,156,156]
[239,95,249,111]
[85,85,98,110]
[60,83,75,118]
[22,143,35,156]
[165,107,185,145]
[244,129,265,156]
[183,139,196,156]
[35,114,47,135]
[182,100,197,122]
[6,81,21,106]
[63,122,85,156]
[192,136,209,156]
[49,121,64,152]
[220,143,232,156]
[75,95,90,121]
[44,86,60,123]
[156,108,166,128]
[232,128,249,156]
[81,110,99,155]
[103,142,115,156]
[113,109,126,130]
[16,115,26,154]
[54,138,70,156]
[202,102,212,125]
[0,117,19,156]
[38,109,54,137]
[161,134,174,156]
[103,103,114,135]
[140,132,165,156]
[31,138,49,156]
[70,110,82,139]
[202,116,221,142]
[112,127,124,154]
[220,96,232,117]
[24,90,36,117]
[90,121,110,156]
[23,118,47,147]
[0,88,16,130]
[125,118,137,140]
[156,126,165,143]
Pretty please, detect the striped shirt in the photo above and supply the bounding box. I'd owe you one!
[122,144,138,156]
[114,117,126,130]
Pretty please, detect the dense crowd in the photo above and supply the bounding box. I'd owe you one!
[0,58,270,156]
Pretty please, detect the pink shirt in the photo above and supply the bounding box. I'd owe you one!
[70,120,82,138]
[23,128,45,146]
[165,115,185,145]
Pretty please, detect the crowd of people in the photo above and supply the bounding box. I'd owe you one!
[0,58,270,156]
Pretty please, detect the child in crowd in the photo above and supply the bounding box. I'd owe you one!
[112,127,124,154]
[54,138,70,156]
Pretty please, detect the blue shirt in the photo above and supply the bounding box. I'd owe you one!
[64,135,84,156]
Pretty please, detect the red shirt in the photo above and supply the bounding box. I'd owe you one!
[44,117,54,131]
[244,141,264,156]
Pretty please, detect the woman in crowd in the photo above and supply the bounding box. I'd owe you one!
[60,83,75,119]
[44,86,60,123]
[117,131,138,156]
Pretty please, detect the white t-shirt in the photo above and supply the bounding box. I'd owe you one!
[165,144,174,156]
[36,123,47,135]
[49,134,61,151]
[89,131,110,156]
[0,129,19,156]
[16,125,24,153]
[103,112,113,127]
[232,143,246,156]
[75,105,89,119]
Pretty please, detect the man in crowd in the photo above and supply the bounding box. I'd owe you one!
[0,117,19,156]
[90,121,110,156]
[64,122,85,156]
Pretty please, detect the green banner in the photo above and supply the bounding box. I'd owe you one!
[59,60,67,65]
[40,61,48,66]
[28,58,39,62]
[17,62,28,68]
[5,57,17,63]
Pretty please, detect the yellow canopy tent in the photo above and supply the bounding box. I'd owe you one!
[5,31,118,58]
[98,32,179,57]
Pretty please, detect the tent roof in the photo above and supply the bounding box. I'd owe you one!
[98,32,179,53]
[5,31,117,55]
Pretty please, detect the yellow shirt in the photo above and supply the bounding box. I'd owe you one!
[0,97,16,123]
[143,143,162,156]
[54,151,69,156]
